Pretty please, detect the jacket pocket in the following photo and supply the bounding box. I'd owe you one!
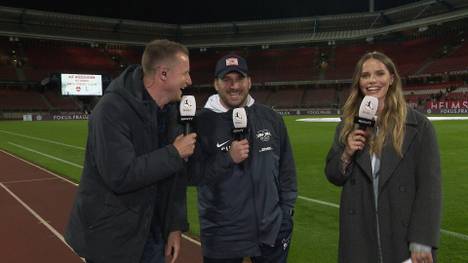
[82,193,128,230]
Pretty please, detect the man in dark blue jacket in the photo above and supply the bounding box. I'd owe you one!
[190,54,297,263]
[65,39,196,263]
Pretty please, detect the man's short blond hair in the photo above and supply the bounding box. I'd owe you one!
[141,39,189,76]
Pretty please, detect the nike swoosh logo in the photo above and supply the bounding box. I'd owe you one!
[216,140,230,148]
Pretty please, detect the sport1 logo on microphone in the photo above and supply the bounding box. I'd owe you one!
[354,95,378,130]
[232,107,247,140]
[180,95,196,134]
[180,95,196,121]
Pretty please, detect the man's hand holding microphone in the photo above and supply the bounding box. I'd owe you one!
[173,134,197,159]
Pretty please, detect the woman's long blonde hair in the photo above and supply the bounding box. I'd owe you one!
[340,51,407,157]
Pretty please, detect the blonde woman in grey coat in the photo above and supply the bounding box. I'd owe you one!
[325,51,441,263]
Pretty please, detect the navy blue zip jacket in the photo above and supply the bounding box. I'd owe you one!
[189,95,297,258]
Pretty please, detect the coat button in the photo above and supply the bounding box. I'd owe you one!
[348,209,355,215]
[402,220,409,227]
[399,186,406,192]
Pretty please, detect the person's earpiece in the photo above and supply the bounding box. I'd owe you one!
[160,71,167,80]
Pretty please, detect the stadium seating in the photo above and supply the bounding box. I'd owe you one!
[267,87,304,108]
[423,40,468,74]
[190,47,320,85]
[0,88,49,110]
[43,90,81,111]
[19,43,120,81]
[325,37,445,79]
[247,48,320,83]
[250,88,273,105]
[0,65,17,81]
[302,87,338,108]
[404,81,465,91]
[1,35,468,112]
[190,52,222,85]
[0,40,19,81]
[375,38,445,76]
[326,45,368,80]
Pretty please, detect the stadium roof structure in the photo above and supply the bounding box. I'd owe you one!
[0,0,467,48]
[0,0,421,24]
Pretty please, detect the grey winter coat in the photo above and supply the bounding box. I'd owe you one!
[325,108,441,263]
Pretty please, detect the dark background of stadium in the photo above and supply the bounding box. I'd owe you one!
[0,0,418,24]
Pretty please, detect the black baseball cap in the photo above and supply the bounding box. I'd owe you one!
[214,54,248,79]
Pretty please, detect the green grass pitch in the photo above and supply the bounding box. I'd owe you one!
[1,116,467,262]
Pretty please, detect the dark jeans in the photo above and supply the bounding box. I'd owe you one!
[86,227,165,263]
[139,227,165,263]
[204,213,294,263]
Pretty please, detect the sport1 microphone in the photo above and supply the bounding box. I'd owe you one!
[354,95,378,130]
[179,95,196,135]
[232,107,248,140]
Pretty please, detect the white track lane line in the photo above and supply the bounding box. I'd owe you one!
[0,147,201,246]
[6,142,468,242]
[0,182,85,262]
[1,177,59,184]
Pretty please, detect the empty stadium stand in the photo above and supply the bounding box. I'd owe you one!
[0,87,49,111]
[423,38,468,74]
[1,37,467,113]
[43,90,81,111]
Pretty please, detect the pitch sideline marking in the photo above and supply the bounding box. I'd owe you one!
[0,182,85,262]
[297,195,468,241]
[0,147,201,246]
[8,142,83,169]
[0,129,85,150]
[296,116,468,123]
[298,195,339,208]
[5,144,468,242]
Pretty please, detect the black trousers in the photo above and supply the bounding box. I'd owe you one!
[204,213,294,263]
[86,225,165,263]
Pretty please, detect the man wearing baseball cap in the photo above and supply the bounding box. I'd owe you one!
[189,54,297,263]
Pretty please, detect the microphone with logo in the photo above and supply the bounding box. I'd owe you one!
[179,95,196,135]
[232,107,248,169]
[232,107,248,140]
[354,95,378,130]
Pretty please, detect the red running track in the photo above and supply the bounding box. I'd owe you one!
[0,150,202,263]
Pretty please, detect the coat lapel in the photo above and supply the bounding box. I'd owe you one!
[379,110,418,190]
